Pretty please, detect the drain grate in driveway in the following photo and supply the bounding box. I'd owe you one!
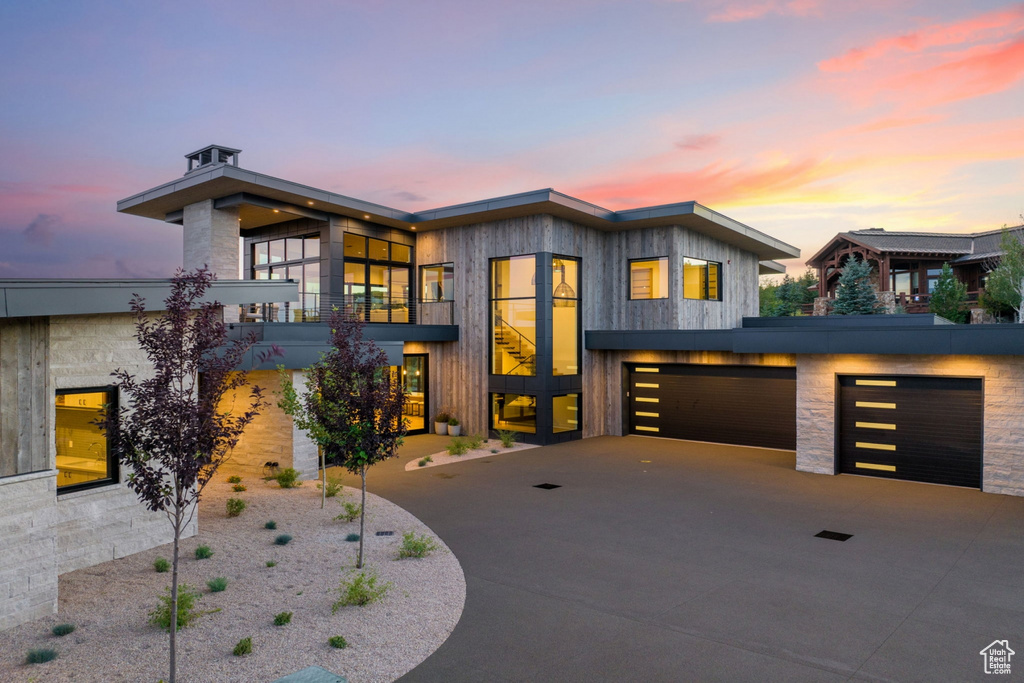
[375,531,394,537]
[815,530,853,542]
[533,483,561,490]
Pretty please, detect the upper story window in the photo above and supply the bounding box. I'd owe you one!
[552,256,579,377]
[629,257,668,300]
[56,387,118,493]
[343,233,413,323]
[252,235,320,322]
[491,255,536,376]
[683,257,721,301]
[421,263,454,302]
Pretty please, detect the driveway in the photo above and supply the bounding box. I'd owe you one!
[340,435,1024,682]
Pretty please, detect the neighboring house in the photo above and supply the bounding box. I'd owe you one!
[806,226,1024,313]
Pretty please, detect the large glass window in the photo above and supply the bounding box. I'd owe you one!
[552,256,579,376]
[251,235,321,321]
[421,263,454,302]
[392,354,427,434]
[629,257,668,300]
[492,393,537,434]
[344,233,412,323]
[491,256,536,376]
[683,257,721,301]
[56,387,117,492]
[553,394,580,433]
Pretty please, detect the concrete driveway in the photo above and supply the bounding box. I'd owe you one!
[339,435,1024,682]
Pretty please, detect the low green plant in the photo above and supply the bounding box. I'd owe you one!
[497,429,519,448]
[227,475,242,484]
[233,637,252,656]
[275,534,293,546]
[491,448,499,454]
[26,648,58,664]
[317,475,344,498]
[466,433,485,450]
[417,456,430,467]
[51,623,75,637]
[332,570,391,610]
[195,545,213,560]
[345,533,360,542]
[207,577,228,593]
[328,635,348,649]
[334,501,362,523]
[446,437,469,456]
[153,557,170,573]
[264,520,277,530]
[149,585,203,632]
[275,467,302,488]
[447,417,460,426]
[266,560,277,567]
[273,611,293,626]
[431,410,450,424]
[226,497,246,517]
[231,483,247,492]
[398,531,440,559]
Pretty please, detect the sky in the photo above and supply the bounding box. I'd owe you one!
[1,0,1022,278]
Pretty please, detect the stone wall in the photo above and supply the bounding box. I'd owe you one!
[796,354,1024,495]
[0,472,58,630]
[219,370,298,479]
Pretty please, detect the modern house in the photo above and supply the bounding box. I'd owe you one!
[807,226,1024,313]
[3,144,1024,632]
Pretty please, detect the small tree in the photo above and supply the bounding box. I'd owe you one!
[983,229,1024,323]
[928,263,969,323]
[101,269,275,683]
[759,269,819,317]
[832,258,883,315]
[279,309,406,568]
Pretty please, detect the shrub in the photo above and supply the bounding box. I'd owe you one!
[465,433,485,449]
[274,534,293,546]
[332,570,390,610]
[328,635,348,649]
[231,483,247,492]
[233,637,252,656]
[345,533,360,542]
[275,467,302,488]
[273,611,293,626]
[26,648,58,664]
[417,457,430,467]
[207,577,228,592]
[317,476,344,498]
[497,430,519,448]
[153,557,170,573]
[446,437,469,456]
[226,498,246,517]
[398,531,440,559]
[51,623,75,637]
[431,410,450,424]
[149,585,203,632]
[334,501,362,523]
[227,475,242,484]
[266,560,277,567]
[264,520,277,530]
[447,417,460,426]
[491,448,499,454]
[195,545,213,560]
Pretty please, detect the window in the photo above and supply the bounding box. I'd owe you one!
[491,256,536,376]
[421,263,454,302]
[552,256,579,376]
[251,235,321,321]
[629,257,668,299]
[56,387,117,492]
[553,394,580,433]
[343,233,413,323]
[492,393,536,434]
[683,257,721,301]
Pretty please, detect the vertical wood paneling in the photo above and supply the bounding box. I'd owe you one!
[0,318,50,477]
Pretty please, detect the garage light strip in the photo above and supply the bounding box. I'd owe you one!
[635,383,660,388]
[635,411,660,418]
[855,379,897,387]
[856,442,896,451]
[634,367,660,373]
[635,397,659,403]
[856,462,897,472]
[855,401,896,409]
[856,421,896,430]
[635,426,660,432]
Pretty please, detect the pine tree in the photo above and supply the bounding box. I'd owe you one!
[928,263,968,323]
[983,229,1024,323]
[832,258,882,315]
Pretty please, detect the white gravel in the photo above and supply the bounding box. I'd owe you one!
[404,439,538,471]
[0,477,466,683]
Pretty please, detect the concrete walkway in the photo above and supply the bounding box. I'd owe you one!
[336,435,1024,681]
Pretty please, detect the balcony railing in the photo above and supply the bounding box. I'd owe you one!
[803,291,983,316]
[238,295,455,325]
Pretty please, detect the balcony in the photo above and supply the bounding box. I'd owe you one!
[237,295,455,326]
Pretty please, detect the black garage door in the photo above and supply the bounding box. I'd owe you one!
[837,375,983,488]
[627,364,796,450]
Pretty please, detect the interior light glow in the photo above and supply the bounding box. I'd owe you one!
[856,462,896,472]
[635,383,659,388]
[856,442,896,451]
[635,426,659,432]
[635,411,660,418]
[856,421,896,430]
[855,401,896,409]
[635,397,659,403]
[856,379,897,386]
[634,367,660,373]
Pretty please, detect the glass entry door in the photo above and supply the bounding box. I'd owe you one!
[401,354,427,434]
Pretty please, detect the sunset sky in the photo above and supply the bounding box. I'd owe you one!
[1,0,1022,278]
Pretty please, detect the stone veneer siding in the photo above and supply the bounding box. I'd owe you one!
[796,354,1024,496]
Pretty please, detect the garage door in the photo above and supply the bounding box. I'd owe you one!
[837,375,982,488]
[627,364,796,450]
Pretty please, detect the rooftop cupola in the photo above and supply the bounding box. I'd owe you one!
[185,144,241,174]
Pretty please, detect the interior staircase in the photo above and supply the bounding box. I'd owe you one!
[494,317,536,375]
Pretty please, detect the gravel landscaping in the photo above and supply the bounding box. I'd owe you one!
[404,438,537,471]
[0,476,465,683]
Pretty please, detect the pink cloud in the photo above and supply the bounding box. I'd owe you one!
[705,0,823,23]
[675,134,722,151]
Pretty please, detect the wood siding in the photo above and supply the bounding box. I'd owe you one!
[0,318,50,477]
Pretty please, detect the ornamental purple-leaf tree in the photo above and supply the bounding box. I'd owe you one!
[279,308,406,568]
[100,268,279,683]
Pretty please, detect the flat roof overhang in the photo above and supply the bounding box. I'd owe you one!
[118,164,799,261]
[0,279,298,318]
